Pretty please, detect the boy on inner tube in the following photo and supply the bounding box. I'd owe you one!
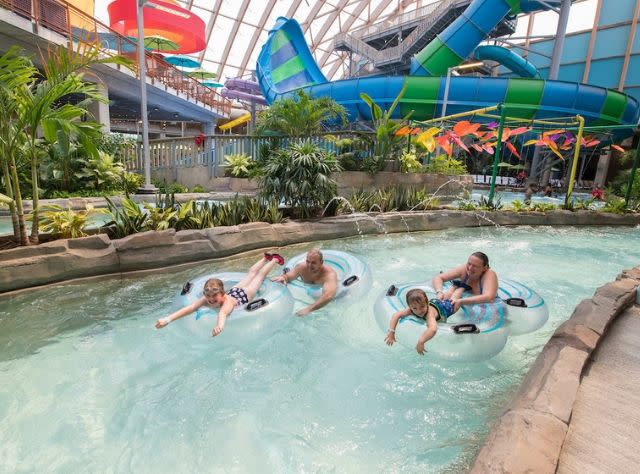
[271,249,337,316]
[384,286,464,355]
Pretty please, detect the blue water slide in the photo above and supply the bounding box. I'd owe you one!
[256,2,639,141]
[474,45,539,78]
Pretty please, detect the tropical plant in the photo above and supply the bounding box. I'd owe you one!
[31,204,107,239]
[399,150,422,173]
[122,171,144,196]
[76,151,125,190]
[510,199,525,212]
[191,184,205,193]
[256,90,347,136]
[602,198,628,214]
[224,153,252,178]
[477,195,503,211]
[359,84,412,173]
[102,197,147,239]
[259,140,341,218]
[423,154,467,175]
[0,43,130,245]
[142,203,177,231]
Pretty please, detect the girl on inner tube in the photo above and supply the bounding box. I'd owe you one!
[155,253,285,337]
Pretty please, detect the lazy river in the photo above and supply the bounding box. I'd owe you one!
[1,225,639,472]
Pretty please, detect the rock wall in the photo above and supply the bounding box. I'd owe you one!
[0,210,639,294]
[471,266,640,473]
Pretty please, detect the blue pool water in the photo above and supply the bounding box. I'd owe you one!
[465,189,602,208]
[1,226,639,472]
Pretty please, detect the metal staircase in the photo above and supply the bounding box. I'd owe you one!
[333,0,516,74]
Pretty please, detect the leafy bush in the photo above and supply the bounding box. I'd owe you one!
[75,151,125,190]
[256,90,347,136]
[399,151,422,173]
[341,186,440,213]
[602,198,628,214]
[153,179,188,194]
[191,184,205,193]
[102,197,147,239]
[34,204,107,238]
[423,154,467,175]
[224,153,252,178]
[259,140,341,218]
[122,171,144,195]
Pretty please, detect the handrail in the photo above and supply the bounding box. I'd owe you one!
[334,0,471,68]
[0,0,232,117]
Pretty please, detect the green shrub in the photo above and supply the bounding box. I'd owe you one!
[122,171,144,195]
[602,198,628,214]
[191,184,205,193]
[423,154,467,175]
[259,140,341,218]
[224,153,252,178]
[34,204,107,239]
[399,151,422,173]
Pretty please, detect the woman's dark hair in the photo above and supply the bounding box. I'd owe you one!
[471,251,489,267]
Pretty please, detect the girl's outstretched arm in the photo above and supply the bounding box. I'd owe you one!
[212,297,236,337]
[155,298,205,329]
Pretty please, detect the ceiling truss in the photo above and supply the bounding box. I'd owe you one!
[177,0,425,82]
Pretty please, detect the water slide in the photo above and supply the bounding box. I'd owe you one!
[473,45,538,78]
[219,113,251,131]
[257,0,639,140]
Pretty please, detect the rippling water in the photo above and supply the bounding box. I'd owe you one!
[1,225,639,472]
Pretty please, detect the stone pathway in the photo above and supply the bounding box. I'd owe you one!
[557,304,640,474]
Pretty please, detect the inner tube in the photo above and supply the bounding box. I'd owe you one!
[374,282,509,362]
[498,279,548,335]
[177,272,294,339]
[284,250,373,305]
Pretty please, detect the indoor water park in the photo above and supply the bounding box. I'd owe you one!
[0,0,639,472]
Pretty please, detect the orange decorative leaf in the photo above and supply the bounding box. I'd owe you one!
[453,121,481,137]
[395,126,411,136]
[543,129,565,138]
[524,139,541,147]
[436,135,453,156]
[510,126,531,136]
[611,144,626,153]
[448,132,469,152]
[506,141,521,159]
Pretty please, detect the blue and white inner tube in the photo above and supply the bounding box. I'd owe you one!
[374,283,509,362]
[498,279,549,336]
[284,250,373,305]
[176,272,294,339]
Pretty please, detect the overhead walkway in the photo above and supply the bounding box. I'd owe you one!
[333,0,515,74]
[0,0,232,127]
[557,303,640,473]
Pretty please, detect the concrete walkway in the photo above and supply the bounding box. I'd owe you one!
[557,304,640,473]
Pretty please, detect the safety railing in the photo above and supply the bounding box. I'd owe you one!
[334,0,471,68]
[0,0,232,117]
[124,133,376,178]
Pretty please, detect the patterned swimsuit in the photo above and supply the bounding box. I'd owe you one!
[226,287,249,306]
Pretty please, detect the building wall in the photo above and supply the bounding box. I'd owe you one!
[502,0,640,101]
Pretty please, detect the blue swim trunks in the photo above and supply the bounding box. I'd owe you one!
[429,299,455,321]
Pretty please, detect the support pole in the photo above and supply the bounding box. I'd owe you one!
[565,115,585,207]
[625,142,640,207]
[136,0,155,193]
[549,0,572,80]
[488,104,507,205]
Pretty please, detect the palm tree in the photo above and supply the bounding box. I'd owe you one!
[256,90,347,137]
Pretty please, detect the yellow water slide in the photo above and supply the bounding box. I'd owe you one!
[218,113,251,131]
